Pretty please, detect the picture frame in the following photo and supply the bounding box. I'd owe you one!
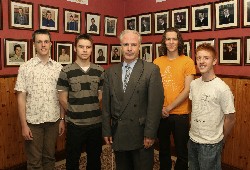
[154,10,170,34]
[9,0,33,30]
[191,3,212,31]
[0,38,1,70]
[30,39,54,59]
[94,44,108,64]
[218,37,242,65]
[110,44,122,63]
[140,43,153,62]
[138,13,152,35]
[155,43,163,58]
[55,41,74,65]
[244,36,250,65]
[243,0,250,27]
[194,39,215,49]
[39,5,59,32]
[183,40,192,57]
[64,9,81,34]
[86,13,101,35]
[4,38,29,67]
[124,15,137,31]
[0,0,3,30]
[214,0,239,30]
[171,7,190,32]
[104,15,118,36]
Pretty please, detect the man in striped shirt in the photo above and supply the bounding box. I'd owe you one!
[57,34,104,170]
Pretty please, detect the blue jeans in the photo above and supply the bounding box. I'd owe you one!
[188,139,223,170]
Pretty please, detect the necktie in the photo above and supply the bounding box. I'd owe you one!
[123,65,131,92]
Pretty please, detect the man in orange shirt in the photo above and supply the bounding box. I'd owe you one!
[154,27,196,170]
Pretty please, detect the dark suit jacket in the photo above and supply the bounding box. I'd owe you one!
[89,24,97,31]
[102,59,164,151]
[220,14,234,25]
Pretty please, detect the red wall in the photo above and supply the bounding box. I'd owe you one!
[0,0,125,75]
[124,0,250,77]
[1,0,250,77]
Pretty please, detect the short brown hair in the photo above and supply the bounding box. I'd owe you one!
[196,43,217,59]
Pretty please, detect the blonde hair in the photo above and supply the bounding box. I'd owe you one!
[196,43,217,59]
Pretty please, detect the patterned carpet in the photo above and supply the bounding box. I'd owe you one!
[55,145,176,170]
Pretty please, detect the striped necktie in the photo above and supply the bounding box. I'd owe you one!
[123,65,131,92]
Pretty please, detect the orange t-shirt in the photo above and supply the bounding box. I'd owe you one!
[154,55,196,114]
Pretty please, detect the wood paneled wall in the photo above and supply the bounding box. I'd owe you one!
[0,76,249,170]
[0,77,65,169]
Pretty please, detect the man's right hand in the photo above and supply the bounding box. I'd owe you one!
[22,125,33,140]
[104,136,113,145]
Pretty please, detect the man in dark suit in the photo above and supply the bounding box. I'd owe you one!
[67,14,78,31]
[220,8,234,25]
[89,18,97,32]
[102,30,164,170]
[157,17,167,31]
[195,12,208,27]
[14,7,28,25]
[141,18,150,32]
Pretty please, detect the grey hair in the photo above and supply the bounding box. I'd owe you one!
[119,30,142,44]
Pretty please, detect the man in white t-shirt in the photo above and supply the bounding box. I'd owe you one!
[188,43,236,170]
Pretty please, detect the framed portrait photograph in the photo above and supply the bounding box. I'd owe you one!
[191,3,212,31]
[39,5,59,32]
[55,41,74,65]
[9,0,33,30]
[154,10,169,34]
[94,44,108,64]
[171,7,190,32]
[86,13,101,35]
[64,9,81,34]
[140,43,153,62]
[124,15,137,30]
[110,45,122,63]
[104,16,118,36]
[243,0,250,27]
[4,38,29,67]
[30,39,53,59]
[214,0,239,30]
[244,37,250,65]
[195,39,215,49]
[155,43,163,58]
[183,40,192,57]
[138,13,152,35]
[218,37,242,65]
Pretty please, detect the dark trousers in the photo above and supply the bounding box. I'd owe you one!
[158,114,189,170]
[66,123,102,170]
[115,146,154,170]
[25,121,59,170]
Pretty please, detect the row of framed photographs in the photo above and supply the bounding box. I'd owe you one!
[124,0,250,34]
[5,0,117,36]
[181,37,250,66]
[2,36,250,69]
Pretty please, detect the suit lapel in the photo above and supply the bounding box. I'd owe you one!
[121,59,144,113]
[113,63,124,104]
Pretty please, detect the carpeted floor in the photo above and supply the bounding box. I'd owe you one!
[55,145,176,170]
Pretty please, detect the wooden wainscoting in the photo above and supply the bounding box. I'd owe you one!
[0,75,249,170]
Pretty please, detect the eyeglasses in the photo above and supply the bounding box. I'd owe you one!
[121,43,138,47]
[35,40,51,44]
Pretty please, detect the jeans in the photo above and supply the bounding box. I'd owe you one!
[25,121,59,170]
[188,139,223,170]
[158,114,189,170]
[66,123,102,170]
